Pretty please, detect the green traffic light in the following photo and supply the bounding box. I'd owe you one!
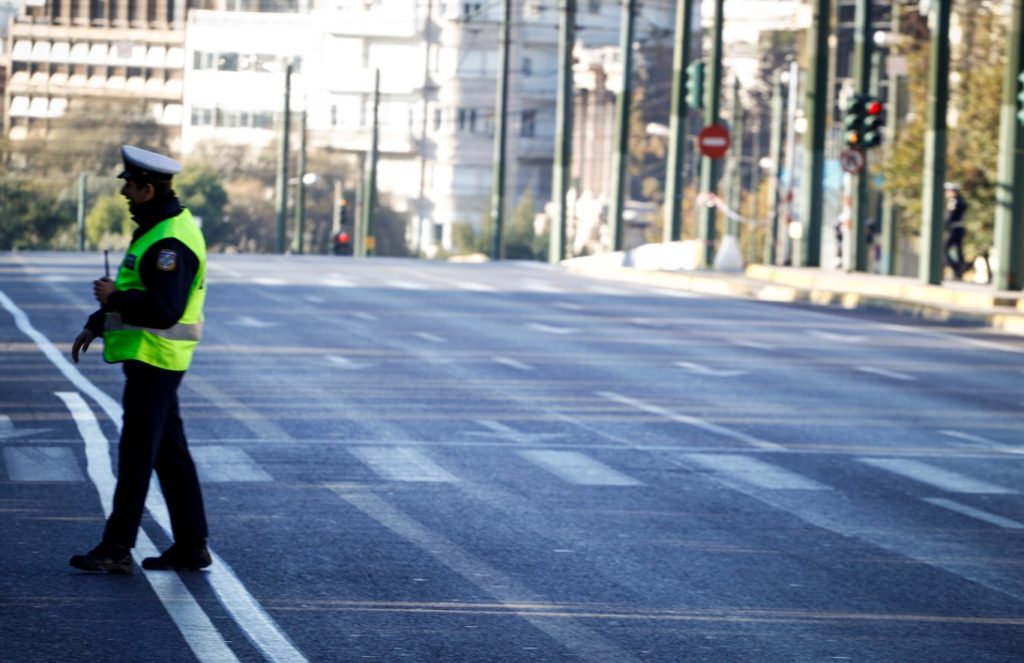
[685,60,705,110]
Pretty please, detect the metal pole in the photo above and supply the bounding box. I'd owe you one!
[608,0,636,252]
[726,76,742,238]
[919,0,952,285]
[490,0,511,260]
[797,0,830,268]
[994,0,1024,290]
[663,0,695,243]
[764,69,784,265]
[293,110,307,255]
[364,69,381,257]
[550,0,575,263]
[77,173,87,251]
[849,0,872,272]
[275,61,292,255]
[880,3,903,276]
[782,60,799,264]
[698,0,725,267]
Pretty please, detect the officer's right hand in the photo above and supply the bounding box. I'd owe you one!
[72,329,94,364]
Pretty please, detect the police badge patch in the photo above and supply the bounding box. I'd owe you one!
[156,249,178,271]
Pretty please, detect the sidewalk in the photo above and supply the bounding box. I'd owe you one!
[562,258,1024,336]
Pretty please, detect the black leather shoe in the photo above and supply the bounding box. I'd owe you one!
[142,543,212,571]
[70,543,133,574]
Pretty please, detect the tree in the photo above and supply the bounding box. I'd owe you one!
[0,177,73,249]
[176,165,229,248]
[505,190,547,260]
[85,193,132,249]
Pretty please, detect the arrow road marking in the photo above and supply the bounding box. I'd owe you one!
[674,361,748,378]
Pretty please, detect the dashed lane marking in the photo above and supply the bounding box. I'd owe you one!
[350,446,458,483]
[683,453,829,491]
[859,457,1016,495]
[518,450,642,486]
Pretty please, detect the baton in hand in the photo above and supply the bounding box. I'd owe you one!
[104,250,110,279]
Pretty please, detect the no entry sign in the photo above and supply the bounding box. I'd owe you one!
[697,124,731,159]
[839,148,865,175]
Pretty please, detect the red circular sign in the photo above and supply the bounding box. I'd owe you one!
[839,148,865,174]
[697,124,731,159]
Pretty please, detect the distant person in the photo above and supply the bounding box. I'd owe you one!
[944,182,968,280]
[69,145,212,574]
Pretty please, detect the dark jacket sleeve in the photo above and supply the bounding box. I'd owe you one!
[106,238,200,329]
[85,308,105,336]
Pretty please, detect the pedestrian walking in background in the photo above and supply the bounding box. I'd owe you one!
[69,145,212,574]
[944,182,968,280]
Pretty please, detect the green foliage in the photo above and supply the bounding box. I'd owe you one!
[504,190,547,260]
[85,193,132,249]
[176,164,229,247]
[0,178,73,249]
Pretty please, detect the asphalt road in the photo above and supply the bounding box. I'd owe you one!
[1,251,1023,662]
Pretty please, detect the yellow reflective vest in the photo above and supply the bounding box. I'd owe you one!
[104,209,206,371]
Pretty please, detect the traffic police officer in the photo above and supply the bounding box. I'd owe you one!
[70,145,211,574]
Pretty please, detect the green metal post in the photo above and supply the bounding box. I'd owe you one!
[609,0,636,252]
[490,0,511,260]
[275,62,292,255]
[550,0,575,263]
[880,4,903,276]
[698,0,725,267]
[797,0,830,268]
[920,0,952,285]
[293,110,307,255]
[995,0,1024,290]
[663,0,694,243]
[77,174,87,251]
[849,0,872,272]
[363,69,380,257]
[764,69,784,265]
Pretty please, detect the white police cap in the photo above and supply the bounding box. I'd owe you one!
[117,145,181,182]
[944,181,960,191]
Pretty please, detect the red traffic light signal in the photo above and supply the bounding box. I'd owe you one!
[865,99,883,116]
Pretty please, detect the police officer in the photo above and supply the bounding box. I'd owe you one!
[69,145,211,574]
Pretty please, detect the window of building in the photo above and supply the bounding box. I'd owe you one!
[462,2,480,19]
[588,0,600,12]
[456,108,477,133]
[522,57,532,76]
[520,109,536,137]
[253,112,273,129]
[433,108,443,131]
[218,53,239,71]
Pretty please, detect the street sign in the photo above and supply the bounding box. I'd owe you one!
[697,124,731,159]
[839,148,865,174]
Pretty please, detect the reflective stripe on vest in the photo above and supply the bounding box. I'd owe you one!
[103,209,206,371]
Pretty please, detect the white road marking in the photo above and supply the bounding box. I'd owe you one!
[527,322,575,335]
[388,280,429,290]
[518,450,642,486]
[324,354,363,370]
[683,453,829,491]
[859,457,1016,494]
[331,489,642,663]
[599,392,783,451]
[0,414,49,440]
[252,277,287,286]
[655,288,700,298]
[206,263,243,278]
[303,295,327,304]
[856,365,915,381]
[586,285,629,295]
[553,302,584,311]
[492,356,534,371]
[674,361,748,378]
[320,277,354,288]
[458,281,496,292]
[0,289,304,662]
[878,322,1024,355]
[730,339,775,350]
[351,446,457,483]
[230,315,275,328]
[523,279,564,293]
[416,332,446,343]
[192,446,273,482]
[4,446,83,481]
[939,430,1014,451]
[808,329,866,343]
[465,421,565,444]
[923,498,1024,529]
[353,311,378,321]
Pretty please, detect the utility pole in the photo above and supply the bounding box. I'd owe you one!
[293,109,307,255]
[994,0,1024,291]
[664,0,695,244]
[764,68,785,265]
[363,69,381,257]
[275,61,292,255]
[608,0,636,252]
[797,0,829,268]
[698,0,725,267]
[550,0,575,264]
[920,0,952,285]
[490,0,511,260]
[77,174,88,251]
[849,0,872,272]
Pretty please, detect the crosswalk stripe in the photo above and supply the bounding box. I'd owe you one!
[192,446,272,482]
[859,458,1016,494]
[683,454,829,491]
[4,446,83,481]
[351,446,457,483]
[518,450,642,486]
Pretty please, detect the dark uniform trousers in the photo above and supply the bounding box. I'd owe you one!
[103,360,208,548]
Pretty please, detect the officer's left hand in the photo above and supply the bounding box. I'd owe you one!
[93,278,115,306]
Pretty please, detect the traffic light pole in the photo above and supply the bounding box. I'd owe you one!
[797,0,830,268]
[608,0,636,252]
[490,0,511,261]
[293,110,307,255]
[362,69,380,257]
[880,5,903,276]
[698,0,724,268]
[550,0,575,263]
[275,62,292,255]
[850,0,872,272]
[920,0,952,286]
[994,0,1024,291]
[663,0,695,244]
[764,69,784,265]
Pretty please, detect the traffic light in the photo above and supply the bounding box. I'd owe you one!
[843,95,865,148]
[339,197,348,226]
[1017,69,1024,126]
[685,60,705,110]
[861,97,885,149]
